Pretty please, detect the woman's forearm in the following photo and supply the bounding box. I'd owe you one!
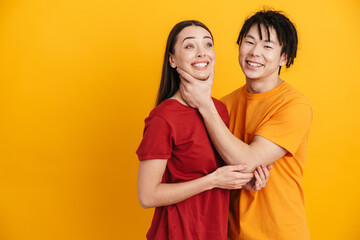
[138,174,214,208]
[137,160,253,209]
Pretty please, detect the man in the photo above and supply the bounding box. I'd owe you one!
[177,10,312,240]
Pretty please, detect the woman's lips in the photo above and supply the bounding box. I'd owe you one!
[191,61,209,69]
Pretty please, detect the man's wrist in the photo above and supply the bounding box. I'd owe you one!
[198,98,216,116]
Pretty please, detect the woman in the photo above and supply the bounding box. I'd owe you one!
[136,20,271,240]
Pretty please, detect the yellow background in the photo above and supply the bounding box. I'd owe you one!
[1,0,359,239]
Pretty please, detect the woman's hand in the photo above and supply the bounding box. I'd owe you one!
[243,165,273,192]
[210,164,254,190]
[177,67,214,110]
[138,160,253,208]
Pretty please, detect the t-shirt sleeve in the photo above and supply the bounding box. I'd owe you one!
[136,114,173,160]
[255,103,312,156]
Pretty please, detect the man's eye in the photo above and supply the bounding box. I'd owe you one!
[264,46,272,49]
[245,41,254,45]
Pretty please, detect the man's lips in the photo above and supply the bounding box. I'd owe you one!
[246,60,264,67]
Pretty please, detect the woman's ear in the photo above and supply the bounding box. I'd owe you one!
[169,53,177,68]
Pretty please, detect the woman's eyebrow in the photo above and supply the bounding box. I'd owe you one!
[182,35,212,43]
[182,36,195,43]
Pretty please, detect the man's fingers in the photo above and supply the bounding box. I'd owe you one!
[207,69,215,82]
[257,166,266,180]
[177,67,195,83]
[254,170,264,187]
[262,165,270,179]
[266,165,274,170]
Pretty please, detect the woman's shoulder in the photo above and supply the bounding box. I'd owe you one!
[148,99,190,120]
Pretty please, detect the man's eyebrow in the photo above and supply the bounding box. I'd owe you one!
[245,35,255,39]
[264,39,275,44]
[246,34,274,43]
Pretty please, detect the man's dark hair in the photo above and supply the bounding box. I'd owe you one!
[237,9,298,72]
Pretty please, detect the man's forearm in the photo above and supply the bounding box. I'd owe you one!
[198,101,286,172]
[198,102,257,171]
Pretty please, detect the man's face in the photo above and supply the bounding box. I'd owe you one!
[238,24,286,82]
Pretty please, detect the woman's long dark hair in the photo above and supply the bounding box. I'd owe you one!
[155,20,213,106]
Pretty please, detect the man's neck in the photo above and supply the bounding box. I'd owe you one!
[246,77,283,94]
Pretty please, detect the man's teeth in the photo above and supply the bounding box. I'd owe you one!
[247,61,262,67]
[193,63,207,67]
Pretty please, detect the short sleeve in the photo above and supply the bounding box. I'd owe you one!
[136,114,173,160]
[255,103,312,155]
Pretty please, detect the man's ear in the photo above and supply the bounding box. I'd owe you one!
[169,53,177,68]
[280,53,287,67]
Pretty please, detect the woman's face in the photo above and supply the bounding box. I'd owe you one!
[169,26,215,80]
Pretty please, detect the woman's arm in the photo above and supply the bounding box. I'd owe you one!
[137,159,254,209]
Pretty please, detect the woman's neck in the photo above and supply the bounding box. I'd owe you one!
[170,90,189,106]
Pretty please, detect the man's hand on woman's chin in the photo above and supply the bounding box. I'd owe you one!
[177,67,214,110]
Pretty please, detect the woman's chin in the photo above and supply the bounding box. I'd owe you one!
[193,73,210,81]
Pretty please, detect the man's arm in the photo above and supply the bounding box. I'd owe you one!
[178,68,287,172]
[199,102,286,172]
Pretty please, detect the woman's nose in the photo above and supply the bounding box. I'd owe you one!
[196,47,205,57]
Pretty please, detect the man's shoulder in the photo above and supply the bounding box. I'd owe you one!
[280,82,312,107]
[220,85,246,104]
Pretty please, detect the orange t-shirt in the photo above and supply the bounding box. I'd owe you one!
[221,82,312,240]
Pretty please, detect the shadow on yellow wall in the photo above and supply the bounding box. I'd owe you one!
[0,0,359,239]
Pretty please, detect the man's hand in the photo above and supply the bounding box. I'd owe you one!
[243,165,273,192]
[177,67,214,109]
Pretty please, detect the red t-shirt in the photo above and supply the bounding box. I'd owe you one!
[136,98,230,240]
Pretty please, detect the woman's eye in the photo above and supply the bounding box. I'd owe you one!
[205,42,213,47]
[185,45,194,49]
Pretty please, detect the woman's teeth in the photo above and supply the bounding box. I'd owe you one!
[193,63,207,67]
